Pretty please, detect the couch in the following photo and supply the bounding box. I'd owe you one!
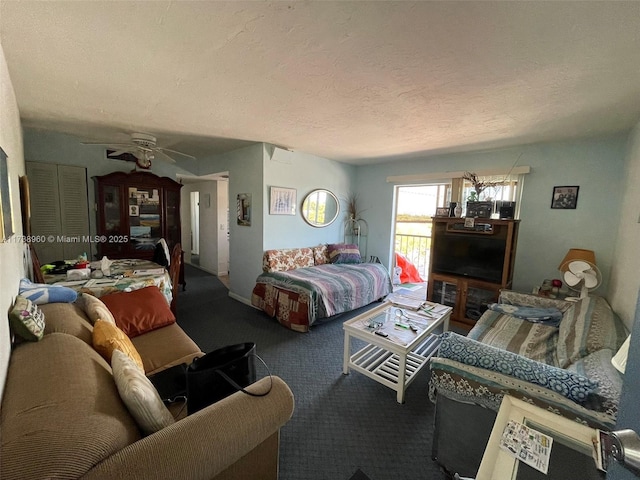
[429,290,628,478]
[1,298,295,480]
[251,244,392,332]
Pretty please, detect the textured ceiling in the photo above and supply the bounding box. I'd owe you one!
[1,1,640,165]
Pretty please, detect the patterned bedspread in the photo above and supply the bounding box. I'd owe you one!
[251,263,392,332]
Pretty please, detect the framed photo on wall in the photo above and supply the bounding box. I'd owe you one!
[551,186,579,209]
[269,186,297,215]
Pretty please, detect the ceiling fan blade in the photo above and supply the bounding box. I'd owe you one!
[568,261,591,275]
[583,272,599,288]
[157,147,196,160]
[107,149,134,157]
[564,271,582,287]
[81,142,132,147]
[153,149,177,164]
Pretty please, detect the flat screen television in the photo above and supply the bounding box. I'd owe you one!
[432,230,506,284]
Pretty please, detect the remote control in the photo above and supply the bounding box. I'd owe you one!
[374,331,388,337]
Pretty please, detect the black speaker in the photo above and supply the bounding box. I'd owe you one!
[498,202,515,219]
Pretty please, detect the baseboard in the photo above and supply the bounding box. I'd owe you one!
[228,291,252,306]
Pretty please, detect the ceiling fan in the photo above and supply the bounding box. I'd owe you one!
[81,133,195,169]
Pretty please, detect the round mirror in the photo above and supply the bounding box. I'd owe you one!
[301,189,340,227]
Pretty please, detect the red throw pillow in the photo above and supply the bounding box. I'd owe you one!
[395,252,425,283]
[100,286,176,338]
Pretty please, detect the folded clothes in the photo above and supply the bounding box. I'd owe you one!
[488,303,563,327]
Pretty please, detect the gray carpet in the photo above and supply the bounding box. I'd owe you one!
[177,265,448,480]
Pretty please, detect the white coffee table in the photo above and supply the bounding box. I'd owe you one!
[342,300,451,403]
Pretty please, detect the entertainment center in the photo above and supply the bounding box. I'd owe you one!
[427,217,519,330]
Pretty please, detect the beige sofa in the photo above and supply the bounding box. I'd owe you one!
[1,302,295,480]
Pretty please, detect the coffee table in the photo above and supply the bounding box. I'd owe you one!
[343,300,451,403]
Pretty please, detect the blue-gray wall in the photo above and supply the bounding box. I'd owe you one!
[355,134,628,295]
[21,128,630,303]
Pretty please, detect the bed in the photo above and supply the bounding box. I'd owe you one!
[251,245,392,332]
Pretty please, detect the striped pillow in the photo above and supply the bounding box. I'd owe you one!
[111,349,175,435]
[327,243,361,264]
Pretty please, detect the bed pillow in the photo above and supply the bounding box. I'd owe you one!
[312,244,330,265]
[327,243,361,264]
[100,286,175,338]
[9,295,46,341]
[19,278,77,305]
[438,332,598,404]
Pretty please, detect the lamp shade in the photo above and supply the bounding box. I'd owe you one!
[558,248,596,272]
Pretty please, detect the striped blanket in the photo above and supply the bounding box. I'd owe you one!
[252,263,392,331]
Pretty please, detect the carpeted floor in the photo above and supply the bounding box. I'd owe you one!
[177,265,449,480]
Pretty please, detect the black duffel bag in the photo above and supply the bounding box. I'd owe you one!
[185,342,272,415]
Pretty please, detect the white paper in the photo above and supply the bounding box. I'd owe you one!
[500,420,553,474]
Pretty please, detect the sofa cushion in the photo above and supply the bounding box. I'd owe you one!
[111,349,175,435]
[9,295,45,342]
[327,243,361,264]
[18,277,77,305]
[100,286,176,338]
[93,319,145,371]
[439,332,598,404]
[0,334,141,479]
[131,322,203,375]
[40,302,94,345]
[76,292,116,325]
[557,296,628,368]
[567,349,623,418]
[468,310,560,366]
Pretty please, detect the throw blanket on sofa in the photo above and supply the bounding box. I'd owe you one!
[487,303,563,327]
[252,263,392,332]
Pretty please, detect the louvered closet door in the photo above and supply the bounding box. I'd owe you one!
[26,162,91,264]
[57,165,91,260]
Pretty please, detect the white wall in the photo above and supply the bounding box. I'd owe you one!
[0,43,26,400]
[355,135,627,293]
[609,122,640,328]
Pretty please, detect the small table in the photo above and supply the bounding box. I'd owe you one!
[342,300,451,403]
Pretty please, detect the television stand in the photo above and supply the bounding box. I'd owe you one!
[427,218,520,331]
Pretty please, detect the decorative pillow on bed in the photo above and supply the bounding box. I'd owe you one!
[312,245,330,265]
[438,332,598,404]
[327,243,362,264]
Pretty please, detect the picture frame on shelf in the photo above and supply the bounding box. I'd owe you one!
[551,186,579,209]
[269,186,297,215]
[435,207,450,217]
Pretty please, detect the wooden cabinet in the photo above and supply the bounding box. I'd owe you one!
[427,218,519,330]
[94,171,182,260]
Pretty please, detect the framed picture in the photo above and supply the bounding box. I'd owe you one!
[237,193,251,226]
[0,147,13,240]
[269,186,297,215]
[435,207,450,217]
[129,205,139,216]
[551,186,579,209]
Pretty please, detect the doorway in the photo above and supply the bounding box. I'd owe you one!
[190,191,200,266]
[392,184,450,293]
